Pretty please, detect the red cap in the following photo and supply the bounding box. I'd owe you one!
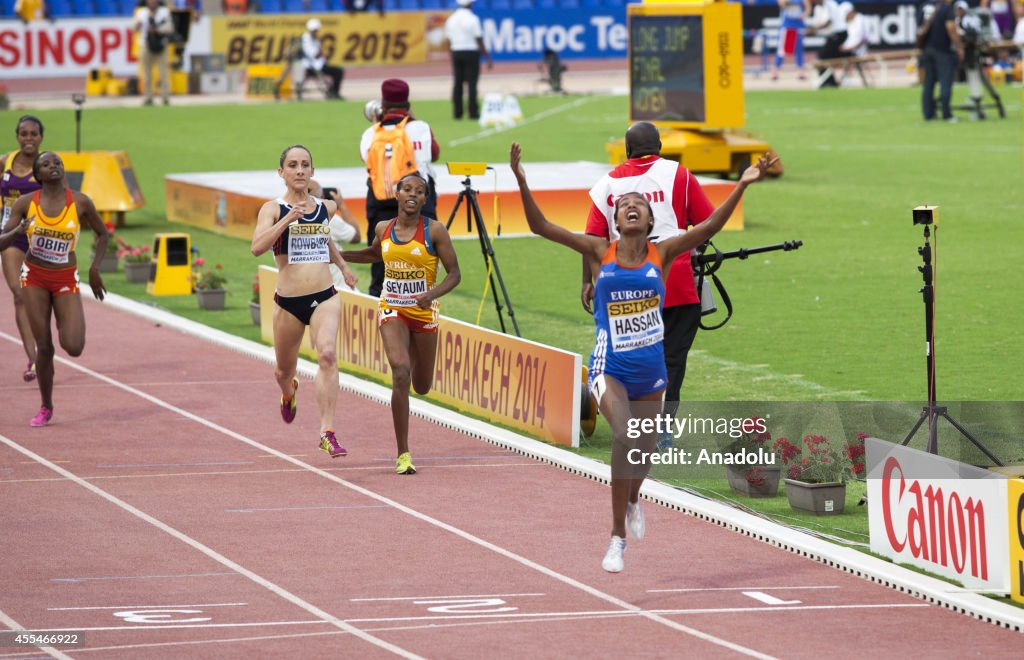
[381,78,409,104]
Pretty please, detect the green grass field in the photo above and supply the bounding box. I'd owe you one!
[5,85,1022,545]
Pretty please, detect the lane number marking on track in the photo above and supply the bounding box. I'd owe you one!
[741,592,802,606]
[113,609,212,624]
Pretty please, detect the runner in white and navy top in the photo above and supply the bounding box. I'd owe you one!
[251,145,358,460]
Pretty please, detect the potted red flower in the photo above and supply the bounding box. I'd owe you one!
[776,434,854,515]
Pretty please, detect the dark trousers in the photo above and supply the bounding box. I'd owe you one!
[365,182,438,297]
[921,47,957,120]
[661,303,701,418]
[451,50,481,119]
[322,64,344,98]
[816,31,847,87]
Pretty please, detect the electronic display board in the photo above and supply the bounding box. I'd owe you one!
[628,2,745,130]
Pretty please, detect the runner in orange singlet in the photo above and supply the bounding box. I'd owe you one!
[0,152,109,427]
[343,173,461,475]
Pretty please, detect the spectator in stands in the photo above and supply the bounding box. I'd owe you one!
[346,0,384,17]
[444,0,492,120]
[919,0,965,121]
[359,79,440,297]
[133,0,175,106]
[807,0,848,86]
[301,18,344,100]
[772,0,810,81]
[1015,12,1024,47]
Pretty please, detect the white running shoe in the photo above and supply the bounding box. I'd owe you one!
[626,501,645,541]
[602,536,626,573]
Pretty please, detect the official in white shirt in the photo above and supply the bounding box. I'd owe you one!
[444,0,492,120]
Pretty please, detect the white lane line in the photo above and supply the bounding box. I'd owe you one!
[648,586,839,593]
[0,434,420,660]
[351,593,545,602]
[14,621,325,633]
[8,355,776,660]
[0,462,542,485]
[52,573,238,583]
[0,608,73,660]
[341,602,931,623]
[225,505,389,513]
[47,603,246,612]
[96,462,254,469]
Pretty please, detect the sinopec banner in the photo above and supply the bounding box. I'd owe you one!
[0,17,136,78]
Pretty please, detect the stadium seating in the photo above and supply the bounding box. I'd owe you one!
[307,0,329,10]
[95,0,120,15]
[47,0,74,17]
[119,0,139,13]
[0,0,14,19]
[259,0,286,12]
[420,0,443,9]
[283,0,305,12]
[70,0,95,15]
[397,0,420,9]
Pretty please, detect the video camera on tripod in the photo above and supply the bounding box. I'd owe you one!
[692,239,803,330]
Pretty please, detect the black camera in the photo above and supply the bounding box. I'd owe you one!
[912,205,938,226]
[320,186,338,199]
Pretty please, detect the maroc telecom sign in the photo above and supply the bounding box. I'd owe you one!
[866,438,1010,593]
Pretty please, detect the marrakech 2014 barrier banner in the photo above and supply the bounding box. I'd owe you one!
[256,266,582,448]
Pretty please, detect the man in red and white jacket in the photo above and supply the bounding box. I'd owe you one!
[584,122,716,422]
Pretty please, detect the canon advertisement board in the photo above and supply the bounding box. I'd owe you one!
[866,438,1010,593]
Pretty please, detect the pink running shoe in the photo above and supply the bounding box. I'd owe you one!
[280,377,298,424]
[23,361,36,382]
[30,406,53,427]
[319,431,347,458]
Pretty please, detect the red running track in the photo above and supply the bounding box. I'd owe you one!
[0,294,1020,658]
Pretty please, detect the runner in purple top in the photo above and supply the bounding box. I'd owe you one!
[1,116,43,382]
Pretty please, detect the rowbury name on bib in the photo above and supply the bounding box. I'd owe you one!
[287,223,330,265]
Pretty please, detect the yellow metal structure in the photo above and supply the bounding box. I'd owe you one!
[85,68,113,96]
[55,150,145,227]
[147,233,193,296]
[245,64,290,99]
[610,0,774,179]
[606,129,771,178]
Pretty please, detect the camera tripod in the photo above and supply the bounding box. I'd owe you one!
[446,176,520,337]
[901,222,1002,465]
